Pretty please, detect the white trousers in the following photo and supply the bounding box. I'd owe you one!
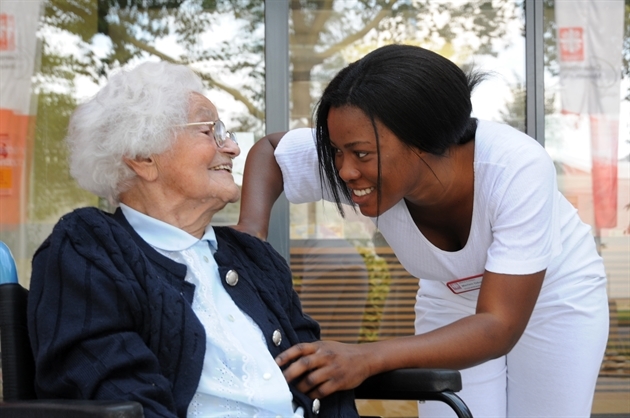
[414,276,609,418]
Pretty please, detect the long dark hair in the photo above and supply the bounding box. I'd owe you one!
[314,44,486,216]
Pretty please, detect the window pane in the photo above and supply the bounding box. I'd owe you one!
[0,0,265,284]
[288,1,525,416]
[288,0,527,331]
[544,0,630,415]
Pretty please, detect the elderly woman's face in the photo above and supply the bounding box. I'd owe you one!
[152,93,241,212]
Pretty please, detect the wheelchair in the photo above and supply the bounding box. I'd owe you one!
[0,241,472,417]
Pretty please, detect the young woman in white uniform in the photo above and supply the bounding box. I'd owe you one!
[237,44,609,417]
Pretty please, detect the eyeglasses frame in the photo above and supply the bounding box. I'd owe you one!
[179,120,238,149]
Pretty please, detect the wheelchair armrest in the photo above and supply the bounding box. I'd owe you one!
[0,282,36,400]
[354,369,473,418]
[0,400,143,418]
[354,368,462,400]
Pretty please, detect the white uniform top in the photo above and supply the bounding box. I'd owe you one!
[274,121,606,308]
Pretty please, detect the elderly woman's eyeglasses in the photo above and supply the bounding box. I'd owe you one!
[181,120,238,148]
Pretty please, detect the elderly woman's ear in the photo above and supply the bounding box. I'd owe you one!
[123,156,159,182]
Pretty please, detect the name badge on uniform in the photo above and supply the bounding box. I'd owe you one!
[446,274,483,294]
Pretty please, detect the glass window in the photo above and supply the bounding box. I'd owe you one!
[1,0,628,414]
[287,1,527,415]
[544,0,630,415]
[0,0,265,284]
[287,0,629,415]
[286,0,527,345]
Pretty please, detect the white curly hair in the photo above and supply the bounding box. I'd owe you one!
[66,60,205,204]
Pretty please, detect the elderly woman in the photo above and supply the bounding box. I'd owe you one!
[27,61,358,418]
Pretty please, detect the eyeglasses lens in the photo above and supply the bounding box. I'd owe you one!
[213,120,227,148]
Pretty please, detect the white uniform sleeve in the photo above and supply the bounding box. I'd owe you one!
[483,127,563,275]
[274,128,337,204]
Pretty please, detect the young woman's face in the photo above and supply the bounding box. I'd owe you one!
[327,105,430,217]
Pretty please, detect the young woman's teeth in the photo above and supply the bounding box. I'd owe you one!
[353,187,374,196]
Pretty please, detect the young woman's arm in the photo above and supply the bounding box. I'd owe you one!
[236,132,286,239]
[275,269,545,399]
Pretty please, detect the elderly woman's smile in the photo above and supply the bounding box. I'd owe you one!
[210,163,233,173]
[120,92,241,237]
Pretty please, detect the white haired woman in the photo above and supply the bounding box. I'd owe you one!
[27,61,358,418]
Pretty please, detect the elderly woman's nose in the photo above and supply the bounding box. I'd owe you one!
[221,137,240,157]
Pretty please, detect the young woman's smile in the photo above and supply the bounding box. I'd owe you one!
[327,105,426,217]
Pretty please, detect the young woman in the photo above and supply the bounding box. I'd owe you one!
[238,44,609,417]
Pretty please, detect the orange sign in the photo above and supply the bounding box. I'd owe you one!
[558,27,584,62]
[0,13,15,51]
[0,109,31,224]
[0,167,12,191]
[0,1,43,226]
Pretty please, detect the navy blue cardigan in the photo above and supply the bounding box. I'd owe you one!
[27,207,358,417]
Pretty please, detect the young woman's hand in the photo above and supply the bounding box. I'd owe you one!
[275,340,373,399]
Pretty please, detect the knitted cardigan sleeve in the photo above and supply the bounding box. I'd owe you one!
[27,208,197,418]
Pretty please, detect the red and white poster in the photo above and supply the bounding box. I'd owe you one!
[0,0,42,226]
[555,0,625,229]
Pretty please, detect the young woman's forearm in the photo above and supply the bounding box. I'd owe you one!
[362,270,545,374]
[237,132,286,239]
[276,271,545,398]
[361,312,514,375]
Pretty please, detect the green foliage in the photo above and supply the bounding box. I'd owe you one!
[29,91,98,222]
[38,0,629,220]
[498,81,556,132]
[355,245,391,343]
[33,0,526,218]
[288,0,520,120]
[499,82,527,133]
[602,306,630,376]
[38,0,524,132]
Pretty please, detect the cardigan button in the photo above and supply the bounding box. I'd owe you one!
[312,398,320,414]
[225,270,239,286]
[272,329,282,346]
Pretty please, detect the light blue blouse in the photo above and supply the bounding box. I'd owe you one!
[120,204,303,417]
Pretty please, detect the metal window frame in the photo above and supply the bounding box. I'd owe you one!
[264,0,291,260]
[525,0,545,146]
